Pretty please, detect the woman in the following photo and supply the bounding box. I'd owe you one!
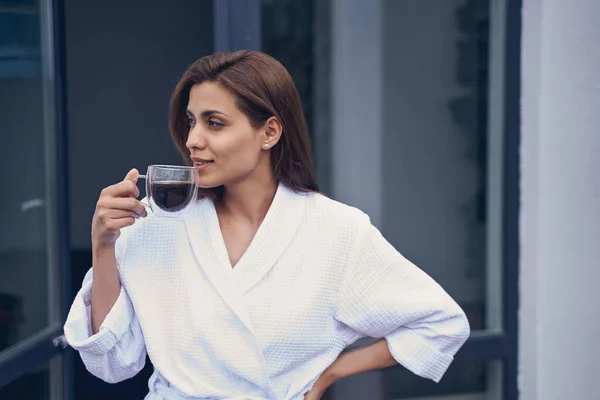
[64,50,470,400]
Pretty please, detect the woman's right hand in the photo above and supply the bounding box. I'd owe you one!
[92,168,147,249]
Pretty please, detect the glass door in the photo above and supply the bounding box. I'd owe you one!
[0,0,69,398]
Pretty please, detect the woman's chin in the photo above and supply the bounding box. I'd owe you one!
[194,177,223,189]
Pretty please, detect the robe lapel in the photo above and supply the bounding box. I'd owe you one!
[183,197,255,333]
[231,184,307,294]
[183,185,307,332]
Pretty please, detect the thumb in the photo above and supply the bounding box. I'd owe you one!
[124,168,139,184]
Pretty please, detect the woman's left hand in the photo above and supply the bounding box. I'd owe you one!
[303,387,323,400]
[303,339,398,399]
[304,384,325,400]
[304,371,335,400]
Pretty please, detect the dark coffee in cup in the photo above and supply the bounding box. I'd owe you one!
[150,181,194,212]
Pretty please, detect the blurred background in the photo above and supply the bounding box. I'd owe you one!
[1,0,599,399]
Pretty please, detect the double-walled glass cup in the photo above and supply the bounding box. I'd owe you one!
[139,165,197,217]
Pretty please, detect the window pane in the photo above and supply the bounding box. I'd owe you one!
[261,0,332,191]
[261,0,504,332]
[0,0,60,354]
[0,360,51,399]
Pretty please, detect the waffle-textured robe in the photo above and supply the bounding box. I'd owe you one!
[64,184,470,400]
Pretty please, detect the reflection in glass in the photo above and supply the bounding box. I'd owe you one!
[0,0,52,353]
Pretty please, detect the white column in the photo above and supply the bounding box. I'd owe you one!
[331,0,383,228]
[520,1,600,399]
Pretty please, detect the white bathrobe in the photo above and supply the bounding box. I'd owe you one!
[63,184,470,400]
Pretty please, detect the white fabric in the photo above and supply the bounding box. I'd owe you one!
[64,184,470,400]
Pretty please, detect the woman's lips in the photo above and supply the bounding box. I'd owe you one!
[193,161,213,171]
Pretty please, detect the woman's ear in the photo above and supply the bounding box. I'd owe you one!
[261,116,283,150]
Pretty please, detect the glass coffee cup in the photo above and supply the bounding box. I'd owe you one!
[139,165,197,217]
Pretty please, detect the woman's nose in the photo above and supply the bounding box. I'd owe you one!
[186,126,206,150]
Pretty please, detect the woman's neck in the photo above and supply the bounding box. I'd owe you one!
[218,175,278,225]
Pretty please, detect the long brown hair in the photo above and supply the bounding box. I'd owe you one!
[169,50,319,199]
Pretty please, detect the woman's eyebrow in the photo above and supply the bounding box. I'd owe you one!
[186,109,229,118]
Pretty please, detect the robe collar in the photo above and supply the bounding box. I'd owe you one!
[184,183,307,332]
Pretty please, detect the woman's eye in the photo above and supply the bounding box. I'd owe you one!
[187,117,195,126]
[208,119,224,128]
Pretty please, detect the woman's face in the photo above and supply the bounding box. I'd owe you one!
[185,82,277,189]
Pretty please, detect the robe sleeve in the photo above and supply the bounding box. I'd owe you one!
[335,218,470,382]
[63,228,147,383]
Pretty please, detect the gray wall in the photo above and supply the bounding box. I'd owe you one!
[64,0,213,249]
[520,0,600,399]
